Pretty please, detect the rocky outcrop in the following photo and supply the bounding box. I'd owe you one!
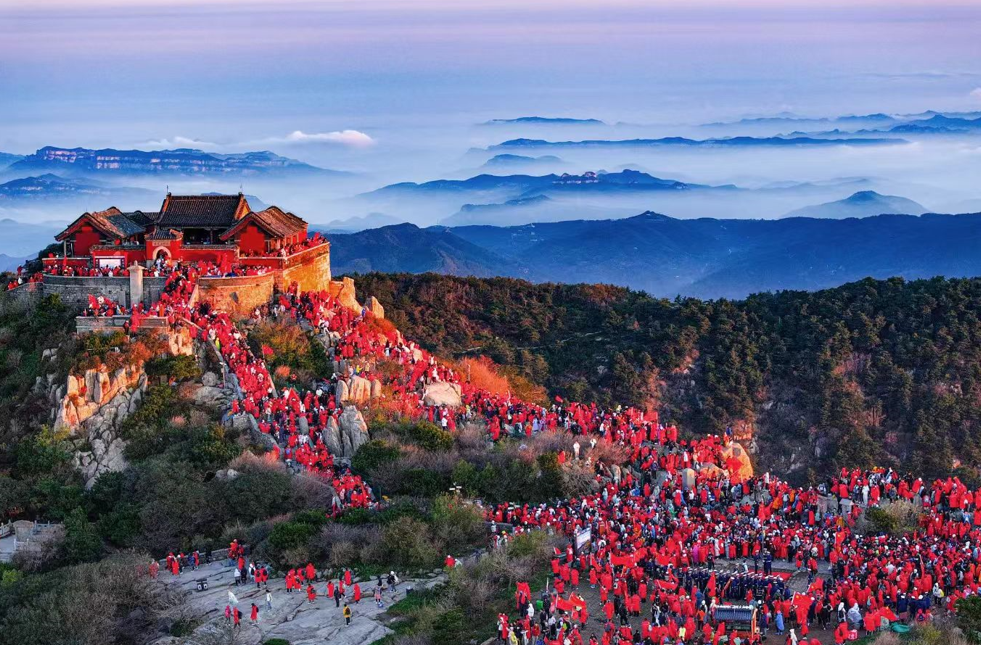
[321,405,370,459]
[366,295,385,319]
[422,381,463,408]
[54,363,145,433]
[328,276,360,313]
[337,375,378,405]
[73,373,146,487]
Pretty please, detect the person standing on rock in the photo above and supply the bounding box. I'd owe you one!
[353,582,362,604]
[306,583,317,603]
[343,602,352,626]
[265,589,272,612]
[250,603,259,624]
[334,582,343,608]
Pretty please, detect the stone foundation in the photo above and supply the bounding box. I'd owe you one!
[196,273,276,316]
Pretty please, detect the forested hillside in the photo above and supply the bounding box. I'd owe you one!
[356,273,981,484]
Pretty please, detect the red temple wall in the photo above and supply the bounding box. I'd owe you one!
[74,226,103,257]
[237,224,268,255]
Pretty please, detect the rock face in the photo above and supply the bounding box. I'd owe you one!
[55,363,144,433]
[43,327,199,487]
[342,375,372,404]
[366,295,385,319]
[322,405,370,458]
[422,381,463,408]
[72,373,147,487]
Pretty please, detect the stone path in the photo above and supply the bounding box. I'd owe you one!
[150,559,445,645]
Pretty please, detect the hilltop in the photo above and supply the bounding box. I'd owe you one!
[781,191,928,219]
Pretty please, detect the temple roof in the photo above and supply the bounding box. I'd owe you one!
[156,193,249,229]
[56,207,147,241]
[145,228,183,241]
[54,193,308,248]
[220,206,306,241]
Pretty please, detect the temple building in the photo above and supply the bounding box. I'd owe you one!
[50,193,309,270]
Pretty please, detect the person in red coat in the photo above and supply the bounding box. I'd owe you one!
[307,584,317,603]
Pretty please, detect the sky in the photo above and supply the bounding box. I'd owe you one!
[1,0,981,226]
[1,1,980,156]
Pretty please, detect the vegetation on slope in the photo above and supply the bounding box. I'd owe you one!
[355,273,981,484]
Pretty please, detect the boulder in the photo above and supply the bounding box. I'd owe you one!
[191,385,227,408]
[201,371,221,387]
[370,379,382,400]
[422,381,462,408]
[344,376,372,404]
[335,380,349,405]
[338,405,369,457]
[322,416,343,457]
[366,296,385,320]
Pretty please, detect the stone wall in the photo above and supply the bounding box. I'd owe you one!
[196,273,276,317]
[279,243,332,293]
[43,275,131,308]
[75,315,170,333]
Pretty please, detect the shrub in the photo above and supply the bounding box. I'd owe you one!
[958,596,981,643]
[381,517,441,570]
[400,469,452,498]
[145,354,202,382]
[864,500,922,536]
[429,496,485,553]
[431,608,466,645]
[405,422,454,452]
[61,509,103,565]
[352,439,400,475]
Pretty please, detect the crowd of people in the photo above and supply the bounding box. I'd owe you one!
[5,269,43,291]
[110,269,981,645]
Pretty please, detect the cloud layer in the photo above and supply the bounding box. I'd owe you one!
[278,130,376,147]
[142,130,376,152]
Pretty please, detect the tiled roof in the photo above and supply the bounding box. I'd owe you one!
[124,210,159,227]
[157,193,248,228]
[145,228,182,241]
[105,212,147,237]
[219,206,307,241]
[56,207,147,241]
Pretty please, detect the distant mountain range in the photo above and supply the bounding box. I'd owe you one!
[327,210,981,299]
[480,154,564,170]
[782,191,927,219]
[327,223,517,276]
[0,174,156,203]
[481,116,605,126]
[364,169,704,200]
[2,146,343,179]
[489,135,906,151]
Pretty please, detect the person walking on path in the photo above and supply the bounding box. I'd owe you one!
[343,602,353,626]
